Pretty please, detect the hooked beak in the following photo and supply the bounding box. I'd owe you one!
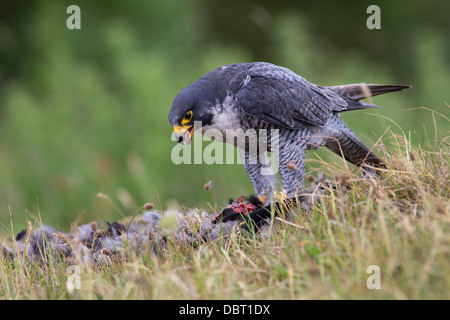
[173,124,194,144]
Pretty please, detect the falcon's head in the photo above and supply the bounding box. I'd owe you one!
[169,79,218,144]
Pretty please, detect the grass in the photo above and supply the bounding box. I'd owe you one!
[1,127,449,300]
[2,7,449,227]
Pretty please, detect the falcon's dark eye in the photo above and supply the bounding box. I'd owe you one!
[182,110,193,124]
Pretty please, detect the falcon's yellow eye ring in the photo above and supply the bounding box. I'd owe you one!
[181,110,193,124]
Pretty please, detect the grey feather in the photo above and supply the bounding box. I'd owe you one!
[231,63,377,128]
[169,62,410,200]
[325,84,411,101]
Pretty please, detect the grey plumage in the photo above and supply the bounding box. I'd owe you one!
[169,62,410,203]
[1,180,333,267]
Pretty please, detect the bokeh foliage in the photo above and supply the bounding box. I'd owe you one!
[0,0,448,230]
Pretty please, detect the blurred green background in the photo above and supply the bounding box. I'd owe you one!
[0,0,448,231]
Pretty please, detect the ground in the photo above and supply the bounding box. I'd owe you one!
[0,133,449,300]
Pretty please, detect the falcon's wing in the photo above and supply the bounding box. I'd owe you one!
[233,65,374,129]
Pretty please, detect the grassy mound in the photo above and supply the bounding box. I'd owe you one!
[1,131,449,300]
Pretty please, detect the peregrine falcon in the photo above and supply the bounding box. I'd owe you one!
[169,62,409,204]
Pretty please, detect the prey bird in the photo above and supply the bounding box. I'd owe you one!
[169,62,409,204]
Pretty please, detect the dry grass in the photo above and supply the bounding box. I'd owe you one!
[1,130,449,300]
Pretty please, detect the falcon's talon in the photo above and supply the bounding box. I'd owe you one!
[169,62,410,199]
[258,194,268,205]
[273,191,288,202]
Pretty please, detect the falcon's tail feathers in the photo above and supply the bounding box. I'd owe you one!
[325,130,385,169]
[325,84,411,101]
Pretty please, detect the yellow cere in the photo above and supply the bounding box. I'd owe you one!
[173,124,194,133]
